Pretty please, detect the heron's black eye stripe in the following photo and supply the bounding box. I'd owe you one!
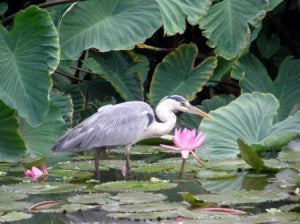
[167,96,186,103]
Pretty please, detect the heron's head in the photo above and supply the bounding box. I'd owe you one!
[158,95,212,119]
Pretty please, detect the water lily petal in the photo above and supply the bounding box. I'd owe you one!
[181,150,190,159]
[31,167,43,178]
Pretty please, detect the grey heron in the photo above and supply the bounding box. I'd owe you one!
[52,95,211,178]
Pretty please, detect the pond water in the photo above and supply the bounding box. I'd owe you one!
[0,145,299,223]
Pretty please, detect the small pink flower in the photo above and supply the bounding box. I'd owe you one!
[161,128,205,161]
[24,164,48,181]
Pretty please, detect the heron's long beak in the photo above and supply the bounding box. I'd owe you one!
[185,104,212,119]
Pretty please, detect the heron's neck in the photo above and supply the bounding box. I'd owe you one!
[153,106,176,136]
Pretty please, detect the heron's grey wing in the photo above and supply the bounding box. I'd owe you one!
[52,102,154,152]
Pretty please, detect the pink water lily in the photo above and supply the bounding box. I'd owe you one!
[24,164,48,181]
[161,128,205,162]
[161,128,205,178]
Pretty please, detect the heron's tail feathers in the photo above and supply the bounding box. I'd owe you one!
[52,133,83,152]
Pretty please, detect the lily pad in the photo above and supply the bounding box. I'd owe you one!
[67,193,112,205]
[196,169,237,179]
[0,201,32,212]
[0,211,32,223]
[102,202,184,213]
[107,210,181,221]
[198,190,290,205]
[1,182,85,194]
[59,159,145,171]
[205,158,251,171]
[94,181,177,192]
[179,210,249,222]
[0,190,28,203]
[279,150,300,162]
[275,169,300,188]
[132,159,201,173]
[31,203,96,213]
[111,145,165,155]
[251,212,300,224]
[111,192,167,205]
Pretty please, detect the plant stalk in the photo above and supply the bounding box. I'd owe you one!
[178,158,186,179]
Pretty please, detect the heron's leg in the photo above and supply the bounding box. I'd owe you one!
[94,149,104,180]
[125,145,132,177]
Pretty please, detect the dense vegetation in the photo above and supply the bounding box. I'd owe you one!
[0,0,299,162]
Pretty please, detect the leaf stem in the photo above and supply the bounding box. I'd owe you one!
[54,70,89,83]
[178,158,186,179]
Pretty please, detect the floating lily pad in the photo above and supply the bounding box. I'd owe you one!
[0,201,32,212]
[0,190,28,203]
[1,182,85,194]
[102,202,184,213]
[111,145,166,155]
[112,192,167,205]
[198,190,290,205]
[31,203,96,213]
[67,193,112,205]
[0,211,32,223]
[196,169,237,179]
[94,181,177,192]
[0,171,6,177]
[275,169,300,188]
[279,150,300,162]
[179,210,249,222]
[59,160,145,171]
[251,212,300,224]
[205,158,251,171]
[279,204,300,212]
[264,159,291,170]
[107,210,181,221]
[133,159,201,173]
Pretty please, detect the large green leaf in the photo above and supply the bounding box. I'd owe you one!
[179,94,235,129]
[85,51,149,101]
[199,92,300,159]
[50,90,74,127]
[19,104,68,156]
[149,44,217,105]
[237,139,277,173]
[155,0,212,35]
[59,0,161,59]
[0,6,60,126]
[0,101,26,162]
[233,54,300,121]
[199,0,267,59]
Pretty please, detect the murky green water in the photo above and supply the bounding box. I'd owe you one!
[0,145,299,223]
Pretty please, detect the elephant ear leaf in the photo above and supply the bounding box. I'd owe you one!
[237,138,277,173]
[199,92,300,159]
[59,0,161,59]
[19,104,68,157]
[199,0,267,59]
[0,101,26,162]
[149,44,217,105]
[0,6,60,126]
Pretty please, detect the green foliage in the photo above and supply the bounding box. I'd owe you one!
[0,0,298,169]
[199,0,267,59]
[59,0,161,59]
[94,180,177,192]
[0,6,59,126]
[156,0,212,35]
[0,101,26,162]
[149,44,217,105]
[85,51,148,101]
[199,92,300,159]
[233,54,300,121]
